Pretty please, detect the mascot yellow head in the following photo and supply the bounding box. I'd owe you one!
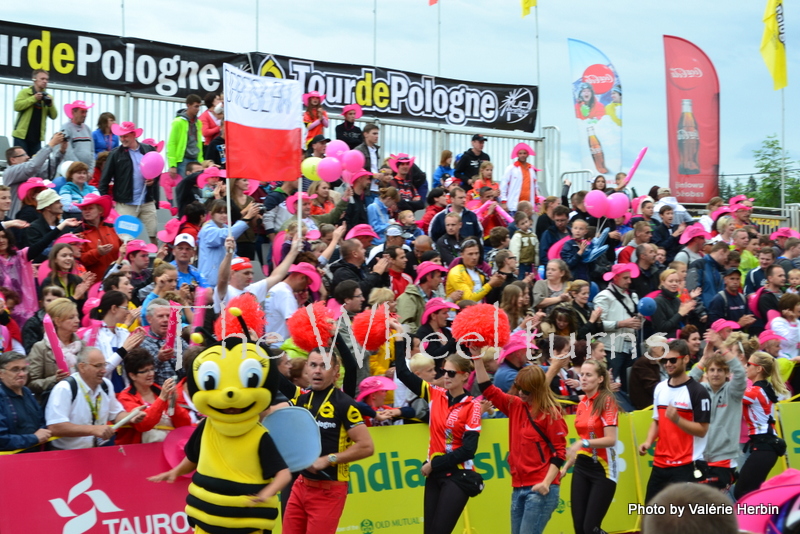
[188,304,280,436]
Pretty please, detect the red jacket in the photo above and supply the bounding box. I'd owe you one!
[115,384,193,445]
[80,222,122,280]
[420,205,444,234]
[482,384,567,487]
[199,109,221,146]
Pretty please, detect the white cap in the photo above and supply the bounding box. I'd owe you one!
[173,233,196,248]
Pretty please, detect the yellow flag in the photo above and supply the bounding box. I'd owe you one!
[521,0,537,18]
[760,0,787,90]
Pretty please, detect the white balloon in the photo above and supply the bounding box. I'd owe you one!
[59,160,74,177]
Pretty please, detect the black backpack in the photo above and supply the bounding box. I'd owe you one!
[39,375,109,408]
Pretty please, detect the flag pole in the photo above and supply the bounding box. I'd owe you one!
[373,0,378,66]
[437,0,442,76]
[255,0,259,52]
[534,3,541,136]
[781,87,786,210]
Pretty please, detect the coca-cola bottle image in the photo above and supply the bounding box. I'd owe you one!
[677,99,700,175]
[587,126,608,174]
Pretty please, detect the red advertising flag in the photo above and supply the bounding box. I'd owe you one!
[664,36,720,203]
[223,63,303,182]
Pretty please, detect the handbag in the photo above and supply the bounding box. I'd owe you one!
[449,468,485,498]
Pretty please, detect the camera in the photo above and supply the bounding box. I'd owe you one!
[59,128,70,141]
[42,93,52,107]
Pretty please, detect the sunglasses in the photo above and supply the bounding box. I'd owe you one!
[747,362,762,368]
[443,369,466,378]
[662,357,680,365]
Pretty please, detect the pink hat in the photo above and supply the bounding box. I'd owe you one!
[344,169,372,186]
[142,138,165,153]
[55,234,90,246]
[759,329,786,344]
[499,331,538,363]
[346,224,379,240]
[771,227,800,240]
[288,262,321,292]
[286,192,318,215]
[510,142,535,159]
[415,261,448,284]
[156,217,183,244]
[17,177,55,200]
[388,153,416,174]
[302,91,326,106]
[306,229,321,240]
[126,239,158,255]
[230,257,253,272]
[356,376,397,402]
[729,202,753,212]
[196,167,227,189]
[421,297,459,325]
[74,193,113,219]
[443,177,458,188]
[602,263,640,282]
[341,104,363,119]
[679,223,712,245]
[710,319,740,333]
[64,100,94,119]
[162,426,196,478]
[710,206,734,221]
[110,121,143,137]
[729,194,754,204]
[737,468,800,533]
[632,195,653,215]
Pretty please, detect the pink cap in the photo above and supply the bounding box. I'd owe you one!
[759,329,786,344]
[55,234,90,246]
[346,224,379,240]
[710,319,740,333]
[288,262,321,292]
[679,223,712,245]
[602,263,640,282]
[499,331,538,363]
[110,121,143,138]
[126,239,158,255]
[771,227,800,240]
[356,376,397,402]
[421,297,459,325]
[341,103,363,119]
[510,142,535,159]
[286,192,318,215]
[415,261,448,284]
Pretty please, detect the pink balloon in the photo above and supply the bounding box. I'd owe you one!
[605,193,630,219]
[317,157,342,183]
[584,190,609,218]
[342,150,365,173]
[140,151,165,180]
[325,140,349,159]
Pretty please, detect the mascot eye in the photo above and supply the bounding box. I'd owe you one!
[239,359,264,388]
[197,361,221,391]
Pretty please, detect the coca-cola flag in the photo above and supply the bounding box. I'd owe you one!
[568,39,623,180]
[224,63,302,182]
[664,36,720,203]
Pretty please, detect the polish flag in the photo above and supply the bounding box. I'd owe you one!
[223,63,302,182]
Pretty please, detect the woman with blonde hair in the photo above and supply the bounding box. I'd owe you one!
[500,284,526,330]
[474,350,567,534]
[307,180,340,215]
[469,161,498,198]
[734,350,790,499]
[652,268,697,339]
[533,259,572,315]
[568,280,604,341]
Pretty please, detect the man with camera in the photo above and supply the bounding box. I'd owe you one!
[12,69,58,155]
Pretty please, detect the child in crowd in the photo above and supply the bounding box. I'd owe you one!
[509,212,538,280]
[561,218,593,282]
[397,210,424,239]
[787,269,800,294]
[486,227,510,270]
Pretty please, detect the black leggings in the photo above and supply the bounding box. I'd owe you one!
[571,456,617,534]
[423,475,470,534]
[734,449,778,500]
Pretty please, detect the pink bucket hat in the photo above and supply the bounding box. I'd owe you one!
[679,223,712,245]
[55,234,90,246]
[126,239,158,255]
[510,142,536,159]
[356,376,397,402]
[142,138,165,153]
[499,331,538,363]
[710,319,740,333]
[346,224,379,241]
[388,153,416,174]
[74,193,113,219]
[302,91,326,106]
[759,329,786,344]
[341,103,363,119]
[110,121,143,137]
[771,227,800,240]
[421,297,459,325]
[286,192,318,215]
[288,262,321,292]
[602,263,640,282]
[17,177,55,200]
[415,261,448,284]
[63,100,94,119]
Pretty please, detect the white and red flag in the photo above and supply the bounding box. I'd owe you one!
[223,63,302,182]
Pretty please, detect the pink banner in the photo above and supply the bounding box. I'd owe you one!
[0,443,190,533]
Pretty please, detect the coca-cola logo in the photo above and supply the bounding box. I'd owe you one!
[677,129,699,140]
[670,67,703,78]
[582,64,616,94]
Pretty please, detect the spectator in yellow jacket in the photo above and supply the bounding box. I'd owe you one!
[445,238,505,304]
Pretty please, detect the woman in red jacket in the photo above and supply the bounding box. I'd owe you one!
[116,348,192,445]
[199,91,223,157]
[474,349,567,534]
[75,194,120,280]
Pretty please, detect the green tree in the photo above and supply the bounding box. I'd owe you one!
[733,176,743,197]
[746,175,758,195]
[752,135,800,207]
[719,173,730,199]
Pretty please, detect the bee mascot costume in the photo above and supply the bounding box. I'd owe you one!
[150,296,320,534]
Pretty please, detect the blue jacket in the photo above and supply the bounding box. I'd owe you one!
[745,267,767,295]
[432,165,454,188]
[0,382,45,451]
[561,239,592,282]
[197,220,250,286]
[700,255,726,308]
[367,200,392,245]
[429,207,483,243]
[539,226,569,266]
[707,290,749,325]
[92,129,119,156]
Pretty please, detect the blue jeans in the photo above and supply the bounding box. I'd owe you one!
[518,263,534,280]
[510,484,560,534]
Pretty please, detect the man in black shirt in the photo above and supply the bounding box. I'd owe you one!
[335,104,364,149]
[454,134,490,187]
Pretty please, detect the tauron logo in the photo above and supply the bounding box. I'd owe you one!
[49,475,123,534]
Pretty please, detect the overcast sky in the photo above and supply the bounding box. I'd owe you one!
[2,0,797,196]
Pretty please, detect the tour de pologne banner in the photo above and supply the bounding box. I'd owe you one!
[568,39,623,179]
[0,20,538,132]
[664,35,720,203]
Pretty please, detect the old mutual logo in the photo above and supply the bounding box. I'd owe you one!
[49,475,123,534]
